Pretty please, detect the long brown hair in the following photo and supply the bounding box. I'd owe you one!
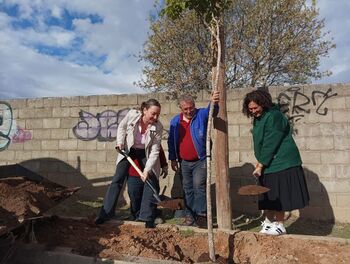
[140,98,161,113]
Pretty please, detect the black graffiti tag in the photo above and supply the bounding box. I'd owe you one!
[277,86,337,122]
[312,88,338,115]
[73,108,130,141]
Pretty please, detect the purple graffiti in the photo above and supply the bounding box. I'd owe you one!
[12,126,32,143]
[73,108,130,141]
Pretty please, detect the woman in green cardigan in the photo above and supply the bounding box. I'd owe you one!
[242,89,309,235]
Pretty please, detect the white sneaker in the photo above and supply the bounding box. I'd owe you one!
[265,222,286,236]
[259,220,272,234]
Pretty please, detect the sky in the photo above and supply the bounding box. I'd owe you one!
[0,0,349,99]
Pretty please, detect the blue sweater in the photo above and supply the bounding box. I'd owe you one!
[168,103,219,161]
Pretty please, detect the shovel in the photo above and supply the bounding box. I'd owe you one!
[237,176,270,196]
[116,148,184,210]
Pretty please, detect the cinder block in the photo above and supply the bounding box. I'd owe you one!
[335,165,350,179]
[87,151,106,162]
[6,99,26,109]
[321,151,350,164]
[300,151,321,164]
[227,100,240,112]
[239,151,255,163]
[59,139,78,150]
[35,108,52,118]
[304,164,335,179]
[97,94,119,106]
[61,118,79,129]
[26,119,43,129]
[43,118,60,129]
[51,129,69,139]
[332,208,350,223]
[96,162,116,174]
[19,109,36,118]
[117,94,138,106]
[79,95,98,106]
[41,140,59,150]
[322,180,350,193]
[23,140,42,150]
[15,151,32,161]
[336,194,350,207]
[77,140,97,150]
[52,107,70,117]
[43,97,61,107]
[33,129,51,140]
[0,151,15,161]
[67,151,87,161]
[61,96,80,107]
[238,125,251,137]
[305,137,334,150]
[48,151,68,160]
[333,110,350,123]
[31,151,50,159]
[334,137,350,150]
[319,123,348,136]
[27,98,43,108]
[79,162,97,173]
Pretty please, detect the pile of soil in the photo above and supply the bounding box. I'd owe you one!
[0,176,77,236]
[33,218,350,264]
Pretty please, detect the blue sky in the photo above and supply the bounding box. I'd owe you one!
[0,0,349,99]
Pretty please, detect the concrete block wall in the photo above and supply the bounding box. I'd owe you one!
[0,83,349,222]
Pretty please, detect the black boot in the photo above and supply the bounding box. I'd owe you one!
[145,221,155,228]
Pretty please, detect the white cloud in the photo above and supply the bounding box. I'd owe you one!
[0,0,153,99]
[0,0,349,99]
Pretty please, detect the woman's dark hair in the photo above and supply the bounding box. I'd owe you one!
[140,98,161,112]
[242,90,273,117]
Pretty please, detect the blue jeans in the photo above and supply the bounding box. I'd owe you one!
[127,174,159,222]
[181,159,207,219]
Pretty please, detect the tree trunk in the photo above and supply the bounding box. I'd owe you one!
[213,18,232,230]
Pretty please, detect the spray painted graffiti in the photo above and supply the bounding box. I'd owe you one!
[0,101,32,151]
[277,86,338,122]
[73,108,130,141]
[12,126,33,143]
[0,101,13,150]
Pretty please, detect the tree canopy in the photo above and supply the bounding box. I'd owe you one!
[137,0,335,96]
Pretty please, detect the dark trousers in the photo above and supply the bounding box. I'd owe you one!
[98,157,129,219]
[99,148,159,221]
[127,174,159,222]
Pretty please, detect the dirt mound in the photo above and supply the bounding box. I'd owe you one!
[0,177,78,236]
[32,218,350,263]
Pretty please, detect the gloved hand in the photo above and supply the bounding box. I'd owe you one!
[160,165,168,179]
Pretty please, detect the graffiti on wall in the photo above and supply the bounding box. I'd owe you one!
[72,108,130,141]
[277,86,338,122]
[0,101,32,151]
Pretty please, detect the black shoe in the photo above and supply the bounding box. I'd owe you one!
[94,217,105,225]
[195,215,207,229]
[145,221,155,228]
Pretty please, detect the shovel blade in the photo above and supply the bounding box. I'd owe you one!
[157,198,184,210]
[238,185,270,196]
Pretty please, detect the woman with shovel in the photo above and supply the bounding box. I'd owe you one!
[95,98,163,228]
[242,89,309,235]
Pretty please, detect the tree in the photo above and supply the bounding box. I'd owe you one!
[161,0,232,261]
[137,0,335,94]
